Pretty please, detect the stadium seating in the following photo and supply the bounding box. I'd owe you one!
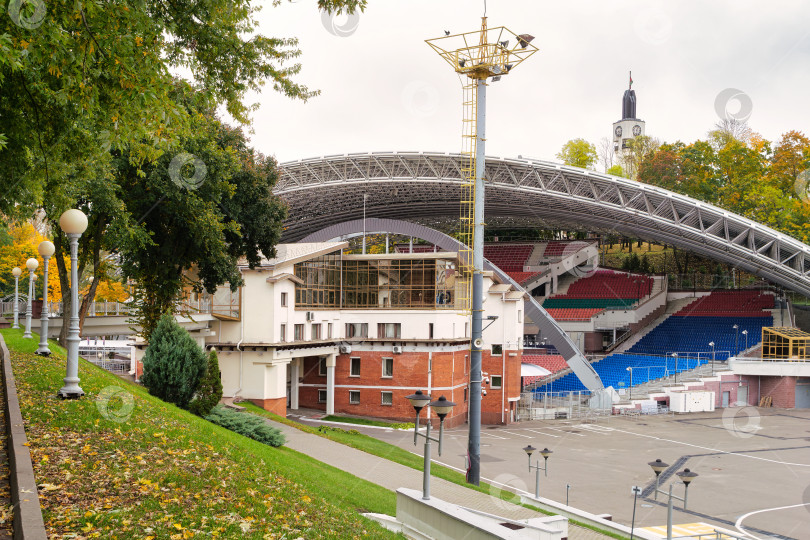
[545,308,604,321]
[506,271,544,285]
[542,298,638,309]
[541,270,653,310]
[675,290,775,316]
[483,244,534,272]
[522,354,567,386]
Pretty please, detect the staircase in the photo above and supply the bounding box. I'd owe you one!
[610,296,698,354]
[618,361,732,402]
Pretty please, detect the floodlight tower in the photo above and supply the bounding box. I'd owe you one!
[427,19,537,486]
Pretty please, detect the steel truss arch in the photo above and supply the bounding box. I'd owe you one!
[277,152,810,297]
[301,218,603,391]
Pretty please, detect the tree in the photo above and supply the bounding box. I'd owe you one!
[607,164,626,178]
[189,348,224,417]
[597,137,615,172]
[556,138,597,170]
[141,313,207,410]
[621,135,660,179]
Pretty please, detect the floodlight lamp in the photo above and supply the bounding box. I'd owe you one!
[517,34,535,48]
[742,330,747,335]
[499,40,509,48]
[491,76,501,82]
[708,341,714,347]
[505,64,513,72]
[459,58,466,67]
[444,30,450,36]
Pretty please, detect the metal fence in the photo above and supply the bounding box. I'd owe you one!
[517,390,612,421]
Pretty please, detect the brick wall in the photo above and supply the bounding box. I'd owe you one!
[297,347,521,425]
[760,376,796,408]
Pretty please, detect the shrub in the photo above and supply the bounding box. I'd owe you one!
[189,348,224,416]
[206,406,286,447]
[141,313,207,409]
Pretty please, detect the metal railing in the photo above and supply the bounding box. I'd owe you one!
[517,390,611,421]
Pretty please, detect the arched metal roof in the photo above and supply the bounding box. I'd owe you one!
[277,152,810,296]
[302,218,604,391]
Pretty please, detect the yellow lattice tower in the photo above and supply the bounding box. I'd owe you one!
[427,19,538,312]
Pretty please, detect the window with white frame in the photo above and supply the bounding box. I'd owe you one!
[382,357,393,378]
[349,390,360,404]
[294,324,304,341]
[518,309,522,323]
[280,292,288,307]
[490,375,502,389]
[381,391,393,405]
[377,323,401,339]
[318,357,327,376]
[345,322,368,338]
[350,357,361,377]
[279,324,287,342]
[318,389,327,403]
[491,344,503,356]
[311,323,322,340]
[428,323,434,339]
[327,322,333,339]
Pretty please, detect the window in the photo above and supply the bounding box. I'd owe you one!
[377,323,401,339]
[346,323,368,338]
[429,323,434,339]
[311,323,322,340]
[318,357,327,376]
[490,375,502,389]
[491,344,503,356]
[381,391,393,406]
[382,357,394,378]
[294,324,305,341]
[518,309,523,323]
[463,388,468,402]
[279,324,287,342]
[349,390,360,404]
[350,357,361,377]
[465,322,469,337]
[280,292,288,307]
[327,322,333,339]
[318,389,327,403]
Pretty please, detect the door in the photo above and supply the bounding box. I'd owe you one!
[796,379,810,409]
[722,391,730,408]
[736,386,748,407]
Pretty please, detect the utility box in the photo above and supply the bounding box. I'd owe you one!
[670,391,715,413]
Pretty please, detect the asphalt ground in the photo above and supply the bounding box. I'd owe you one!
[294,408,810,539]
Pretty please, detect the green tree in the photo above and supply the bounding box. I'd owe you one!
[189,349,224,417]
[556,138,597,169]
[141,313,207,409]
[606,164,626,177]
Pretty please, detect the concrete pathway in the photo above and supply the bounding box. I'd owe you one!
[264,418,614,540]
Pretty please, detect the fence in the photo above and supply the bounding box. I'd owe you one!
[517,390,612,421]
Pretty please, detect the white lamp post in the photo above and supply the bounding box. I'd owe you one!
[22,258,39,338]
[11,267,21,328]
[36,241,55,355]
[741,330,748,352]
[708,341,715,376]
[58,209,88,399]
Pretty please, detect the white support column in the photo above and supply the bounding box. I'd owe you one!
[325,354,336,415]
[290,358,300,410]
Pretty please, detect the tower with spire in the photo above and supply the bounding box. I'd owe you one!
[612,71,646,153]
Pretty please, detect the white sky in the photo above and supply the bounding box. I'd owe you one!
[240,0,810,169]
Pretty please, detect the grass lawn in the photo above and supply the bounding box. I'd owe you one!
[1,329,398,539]
[321,415,413,429]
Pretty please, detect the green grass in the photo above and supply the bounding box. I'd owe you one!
[243,403,630,540]
[1,329,398,539]
[321,415,413,429]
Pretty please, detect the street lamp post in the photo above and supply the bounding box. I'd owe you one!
[11,267,21,329]
[626,366,633,400]
[671,353,678,384]
[733,324,739,356]
[58,209,88,399]
[36,241,55,355]
[648,459,698,540]
[708,341,715,376]
[406,391,456,500]
[523,445,552,499]
[22,258,39,338]
[741,330,748,353]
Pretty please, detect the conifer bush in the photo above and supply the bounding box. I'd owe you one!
[189,348,224,416]
[205,405,286,447]
[141,313,207,409]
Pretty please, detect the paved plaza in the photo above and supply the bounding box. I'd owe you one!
[295,408,810,539]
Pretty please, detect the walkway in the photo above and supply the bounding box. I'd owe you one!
[264,417,613,540]
[0,370,12,539]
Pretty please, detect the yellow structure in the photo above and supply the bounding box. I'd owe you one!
[761,327,810,360]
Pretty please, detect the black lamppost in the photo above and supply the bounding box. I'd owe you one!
[406,391,456,500]
[523,445,552,498]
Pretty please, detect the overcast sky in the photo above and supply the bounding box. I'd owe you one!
[239,0,810,168]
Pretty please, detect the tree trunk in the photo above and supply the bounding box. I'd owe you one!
[78,218,104,335]
[53,233,71,347]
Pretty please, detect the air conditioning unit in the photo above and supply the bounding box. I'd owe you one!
[306,311,315,321]
[339,344,352,354]
[392,345,403,354]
